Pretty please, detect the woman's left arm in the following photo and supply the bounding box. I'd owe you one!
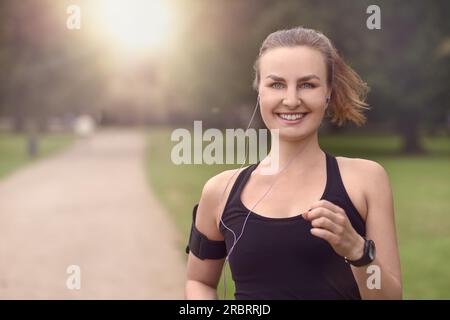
[304,160,403,299]
[350,160,402,299]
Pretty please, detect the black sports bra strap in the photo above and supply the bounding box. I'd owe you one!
[223,164,258,210]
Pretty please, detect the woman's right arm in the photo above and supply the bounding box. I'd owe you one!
[184,169,239,300]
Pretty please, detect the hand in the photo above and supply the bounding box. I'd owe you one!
[303,199,365,261]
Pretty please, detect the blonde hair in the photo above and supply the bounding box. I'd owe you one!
[253,26,370,127]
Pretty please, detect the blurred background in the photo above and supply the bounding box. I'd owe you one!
[0,0,449,299]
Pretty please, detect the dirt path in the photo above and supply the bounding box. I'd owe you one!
[0,129,186,299]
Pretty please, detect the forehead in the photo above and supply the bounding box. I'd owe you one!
[259,46,327,80]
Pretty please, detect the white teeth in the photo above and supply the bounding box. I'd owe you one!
[278,113,306,121]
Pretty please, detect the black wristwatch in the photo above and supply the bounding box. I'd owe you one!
[345,238,376,267]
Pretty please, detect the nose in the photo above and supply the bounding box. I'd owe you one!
[282,86,300,109]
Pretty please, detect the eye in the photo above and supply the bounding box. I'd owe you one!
[270,82,285,89]
[299,83,316,89]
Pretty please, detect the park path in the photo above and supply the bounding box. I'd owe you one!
[0,129,186,299]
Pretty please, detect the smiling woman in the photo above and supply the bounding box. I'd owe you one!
[92,0,174,53]
[185,26,402,300]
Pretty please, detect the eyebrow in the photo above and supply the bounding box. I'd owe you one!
[265,74,321,82]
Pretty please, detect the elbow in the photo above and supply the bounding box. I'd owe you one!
[393,278,403,300]
[361,275,403,300]
[185,279,218,300]
[383,277,403,300]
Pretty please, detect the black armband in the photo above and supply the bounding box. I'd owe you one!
[185,204,227,260]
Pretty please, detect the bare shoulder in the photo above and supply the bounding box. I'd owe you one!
[195,166,249,241]
[201,166,249,209]
[335,156,391,221]
[338,156,387,173]
[351,157,388,181]
[353,158,392,200]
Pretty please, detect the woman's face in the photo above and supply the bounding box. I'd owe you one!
[258,46,331,141]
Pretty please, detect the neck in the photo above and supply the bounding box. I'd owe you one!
[263,131,324,174]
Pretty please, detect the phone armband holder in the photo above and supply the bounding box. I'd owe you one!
[185,204,227,260]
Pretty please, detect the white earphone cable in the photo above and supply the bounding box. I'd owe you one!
[218,95,311,299]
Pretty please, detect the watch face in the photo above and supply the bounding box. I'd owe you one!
[368,240,376,260]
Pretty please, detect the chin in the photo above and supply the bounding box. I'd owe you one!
[267,127,309,142]
[279,130,311,142]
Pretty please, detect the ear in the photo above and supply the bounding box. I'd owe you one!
[326,88,332,101]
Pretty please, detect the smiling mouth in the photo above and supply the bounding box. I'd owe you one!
[275,112,309,121]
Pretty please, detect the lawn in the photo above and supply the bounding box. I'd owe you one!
[145,126,450,299]
[0,132,75,179]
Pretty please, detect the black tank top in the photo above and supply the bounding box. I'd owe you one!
[219,151,366,300]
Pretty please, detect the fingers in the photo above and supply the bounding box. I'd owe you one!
[304,206,344,225]
[303,200,347,238]
[306,200,359,258]
[307,199,345,216]
[310,216,343,234]
[310,227,339,245]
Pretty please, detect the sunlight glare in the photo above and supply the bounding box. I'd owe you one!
[97,0,173,52]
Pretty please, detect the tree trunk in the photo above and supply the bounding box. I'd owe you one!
[13,105,25,133]
[398,114,426,155]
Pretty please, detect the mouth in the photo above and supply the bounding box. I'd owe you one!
[275,112,309,124]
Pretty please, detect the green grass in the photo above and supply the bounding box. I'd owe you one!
[0,132,75,179]
[145,126,450,299]
[145,127,238,299]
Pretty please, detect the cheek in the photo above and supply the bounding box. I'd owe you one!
[259,89,281,104]
[259,87,327,108]
[259,103,274,124]
[299,90,327,107]
[258,91,279,115]
[258,100,278,129]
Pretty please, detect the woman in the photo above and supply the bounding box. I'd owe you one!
[185,26,402,300]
